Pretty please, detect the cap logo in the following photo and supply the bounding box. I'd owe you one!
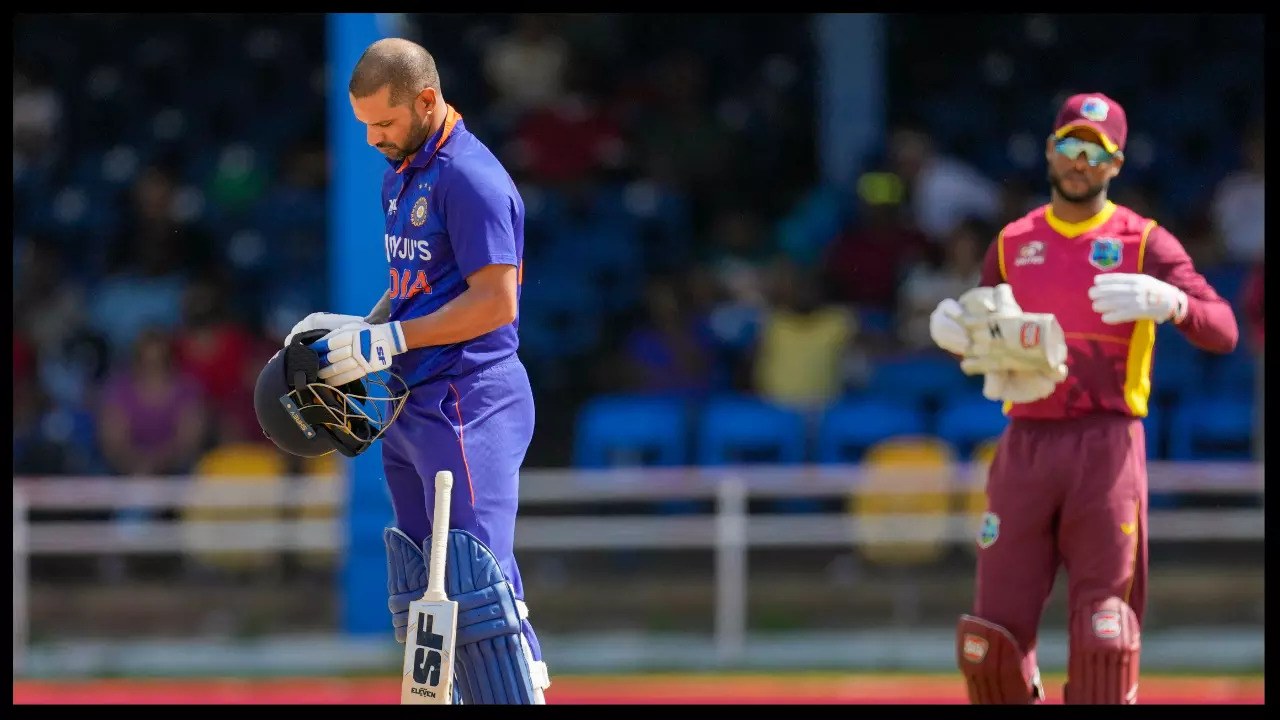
[1080,97,1110,122]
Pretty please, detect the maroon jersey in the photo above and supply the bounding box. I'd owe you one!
[980,202,1238,420]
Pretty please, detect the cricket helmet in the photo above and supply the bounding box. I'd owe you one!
[254,329,410,458]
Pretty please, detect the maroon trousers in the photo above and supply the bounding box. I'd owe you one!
[973,414,1149,667]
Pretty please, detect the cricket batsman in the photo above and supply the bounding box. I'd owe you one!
[285,38,549,703]
[928,93,1239,704]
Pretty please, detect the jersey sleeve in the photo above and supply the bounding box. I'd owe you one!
[979,230,1006,287]
[1142,224,1239,354]
[442,167,520,279]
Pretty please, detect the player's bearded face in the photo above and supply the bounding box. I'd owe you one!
[1046,131,1121,204]
[1047,161,1109,203]
[379,104,432,163]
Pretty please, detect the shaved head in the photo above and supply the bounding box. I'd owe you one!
[349,38,441,106]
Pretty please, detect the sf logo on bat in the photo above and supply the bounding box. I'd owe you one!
[411,611,447,696]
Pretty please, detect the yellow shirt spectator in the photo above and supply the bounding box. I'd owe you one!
[754,305,856,410]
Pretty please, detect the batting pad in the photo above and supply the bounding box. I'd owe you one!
[384,527,427,644]
[429,529,550,704]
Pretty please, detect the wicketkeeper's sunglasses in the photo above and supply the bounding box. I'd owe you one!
[1055,136,1119,167]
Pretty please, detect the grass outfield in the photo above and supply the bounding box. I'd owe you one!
[14,673,1264,704]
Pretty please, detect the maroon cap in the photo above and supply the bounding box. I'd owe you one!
[1053,93,1128,154]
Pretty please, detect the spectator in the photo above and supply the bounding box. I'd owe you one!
[888,127,1002,242]
[752,257,858,412]
[482,14,570,124]
[617,275,719,398]
[14,332,36,384]
[12,63,63,164]
[996,176,1042,227]
[507,73,626,188]
[1242,259,1264,461]
[173,277,276,446]
[897,217,988,352]
[631,50,735,213]
[1211,119,1264,265]
[822,171,929,313]
[96,328,208,476]
[90,165,195,359]
[13,238,87,364]
[702,206,772,309]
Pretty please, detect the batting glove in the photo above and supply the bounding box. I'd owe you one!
[1088,273,1188,325]
[311,320,408,387]
[285,312,368,347]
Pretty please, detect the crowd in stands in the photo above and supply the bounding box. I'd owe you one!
[13,14,1263,478]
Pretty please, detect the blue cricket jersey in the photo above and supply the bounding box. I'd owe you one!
[380,105,525,387]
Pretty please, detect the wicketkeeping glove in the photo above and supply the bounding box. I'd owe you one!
[982,369,1060,405]
[929,298,971,356]
[1088,273,1188,325]
[958,284,1068,380]
[310,320,408,387]
[285,312,368,347]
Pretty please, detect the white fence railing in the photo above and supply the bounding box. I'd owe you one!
[12,462,1265,669]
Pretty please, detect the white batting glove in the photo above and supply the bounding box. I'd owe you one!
[929,298,971,356]
[310,320,408,387]
[1088,273,1188,325]
[285,312,368,347]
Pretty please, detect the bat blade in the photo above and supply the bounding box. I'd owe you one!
[400,598,458,704]
[400,470,457,705]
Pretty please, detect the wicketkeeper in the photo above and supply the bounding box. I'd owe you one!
[929,93,1239,704]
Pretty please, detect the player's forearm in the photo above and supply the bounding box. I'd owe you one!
[365,291,393,325]
[399,287,517,349]
[1174,295,1239,354]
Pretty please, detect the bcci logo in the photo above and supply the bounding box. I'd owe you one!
[1089,237,1123,271]
[1080,97,1110,122]
[411,196,430,227]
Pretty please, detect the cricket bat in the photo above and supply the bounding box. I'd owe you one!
[400,470,458,704]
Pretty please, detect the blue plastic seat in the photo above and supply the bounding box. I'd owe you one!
[1204,348,1257,399]
[816,398,930,464]
[573,395,690,469]
[1141,404,1164,460]
[860,354,973,410]
[1168,396,1256,461]
[1202,263,1249,309]
[696,395,808,466]
[935,393,1010,459]
[517,273,602,360]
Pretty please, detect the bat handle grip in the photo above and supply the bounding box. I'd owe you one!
[425,470,453,599]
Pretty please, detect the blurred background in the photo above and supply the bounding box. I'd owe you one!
[13,13,1263,703]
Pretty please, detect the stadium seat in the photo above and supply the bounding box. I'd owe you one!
[1150,325,1206,404]
[695,395,808,466]
[935,393,1010,459]
[859,354,974,411]
[573,395,690,468]
[815,398,930,463]
[849,437,956,568]
[182,443,288,574]
[1142,404,1165,461]
[1202,263,1250,312]
[1168,396,1256,461]
[1204,348,1257,399]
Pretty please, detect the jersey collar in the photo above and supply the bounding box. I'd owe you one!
[392,104,463,174]
[1045,200,1117,239]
